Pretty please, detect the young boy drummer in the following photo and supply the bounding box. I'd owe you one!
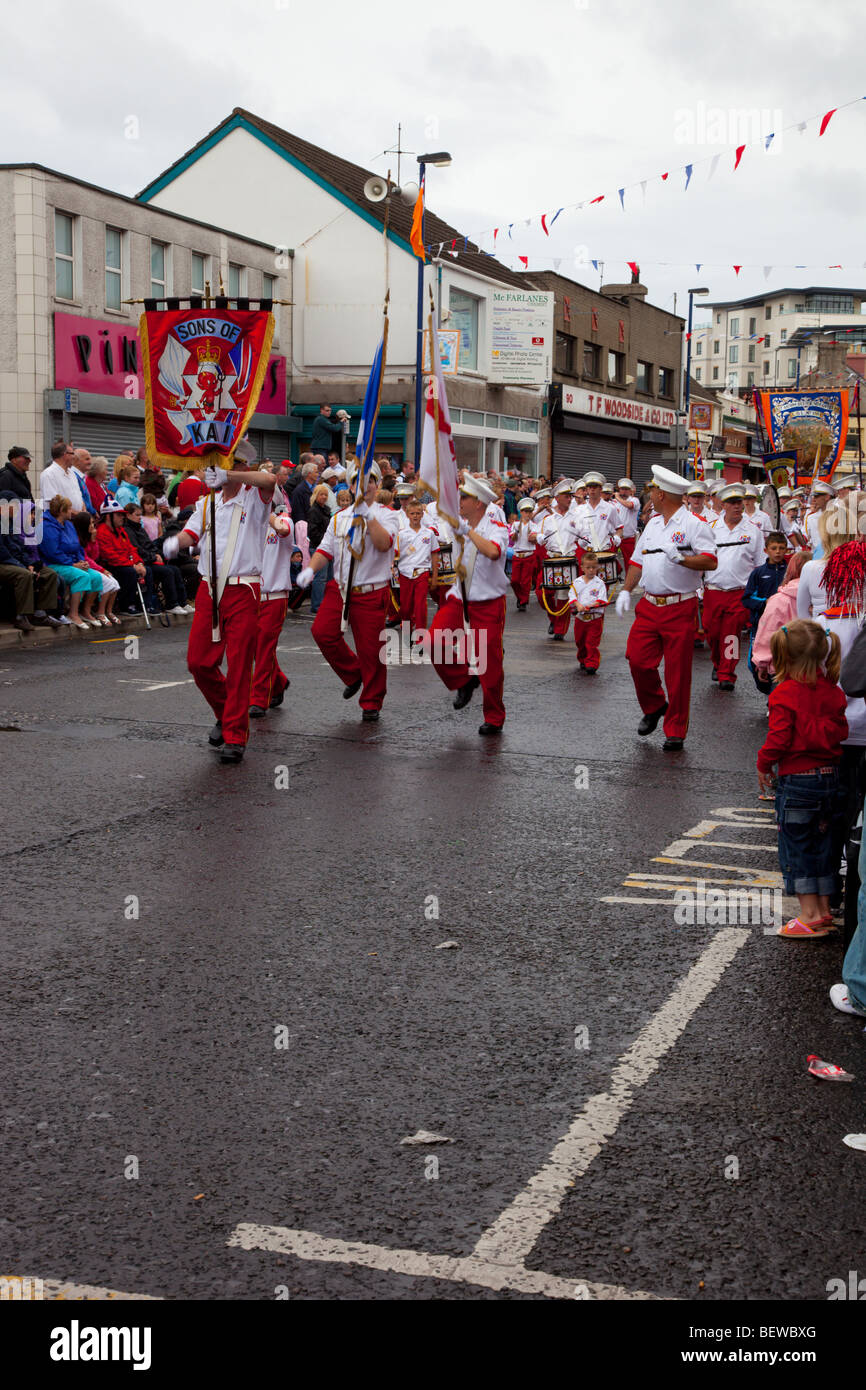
[396,499,439,633]
[568,550,608,673]
[509,496,537,610]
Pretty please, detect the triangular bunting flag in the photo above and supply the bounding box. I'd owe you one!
[626,261,639,278]
[797,121,807,134]
[661,172,669,181]
[695,263,702,273]
[589,195,604,204]
[493,229,498,245]
[550,208,563,225]
[553,258,562,271]
[763,266,772,279]
[591,259,598,271]
[819,109,837,136]
[684,164,693,189]
[507,224,513,239]
[765,133,775,151]
[541,214,549,236]
[734,144,746,170]
[733,265,742,276]
[518,256,528,269]
[708,154,721,180]
[618,188,625,208]
[640,181,646,203]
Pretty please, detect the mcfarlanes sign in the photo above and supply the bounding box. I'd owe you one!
[561,385,676,429]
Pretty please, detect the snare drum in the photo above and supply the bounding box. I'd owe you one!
[596,551,620,592]
[541,553,579,600]
[437,541,456,587]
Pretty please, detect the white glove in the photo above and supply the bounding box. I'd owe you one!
[354,500,370,519]
[611,534,622,549]
[296,566,315,590]
[456,520,470,537]
[615,589,631,618]
[162,535,180,560]
[205,466,228,489]
[661,540,683,563]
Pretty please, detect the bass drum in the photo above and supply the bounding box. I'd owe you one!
[761,483,780,529]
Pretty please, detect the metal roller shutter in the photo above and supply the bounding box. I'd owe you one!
[56,413,146,463]
[631,441,668,492]
[552,430,626,478]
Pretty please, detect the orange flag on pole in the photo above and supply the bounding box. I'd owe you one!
[410,170,426,262]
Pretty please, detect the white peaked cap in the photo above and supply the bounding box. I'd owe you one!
[459,474,498,504]
[583,470,606,486]
[553,479,574,497]
[650,465,690,495]
[347,460,382,488]
[517,497,535,510]
[535,487,552,499]
[617,477,635,489]
[813,481,836,497]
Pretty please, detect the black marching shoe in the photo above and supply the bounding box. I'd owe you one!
[220,744,245,764]
[208,721,224,747]
[362,709,380,722]
[269,684,288,708]
[711,666,719,682]
[248,705,267,719]
[478,723,502,737]
[453,675,480,710]
[663,737,684,751]
[553,633,565,642]
[517,602,528,611]
[637,701,668,736]
[343,677,362,700]
[585,667,597,675]
[719,681,735,691]
[547,622,555,635]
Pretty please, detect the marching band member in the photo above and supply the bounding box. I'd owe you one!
[615,465,717,750]
[568,550,608,673]
[163,459,277,764]
[708,482,725,520]
[296,460,399,722]
[614,477,640,568]
[537,479,581,640]
[249,504,294,718]
[685,480,713,525]
[742,484,770,552]
[396,499,439,632]
[704,483,765,690]
[781,498,808,551]
[509,496,538,611]
[531,486,553,594]
[427,474,509,736]
[805,480,836,557]
[393,482,415,533]
[573,471,623,561]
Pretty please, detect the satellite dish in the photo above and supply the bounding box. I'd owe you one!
[400,181,420,205]
[363,176,389,203]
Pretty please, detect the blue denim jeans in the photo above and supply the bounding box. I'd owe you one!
[844,797,866,1011]
[775,769,842,897]
[310,559,332,615]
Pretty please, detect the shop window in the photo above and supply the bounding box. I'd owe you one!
[583,342,601,378]
[105,226,123,312]
[449,288,480,371]
[191,252,209,297]
[555,332,575,373]
[55,211,75,300]
[228,263,246,298]
[150,241,170,301]
[658,366,674,397]
[608,350,624,385]
[636,360,652,392]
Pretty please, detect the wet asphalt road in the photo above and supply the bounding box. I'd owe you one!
[1,598,864,1303]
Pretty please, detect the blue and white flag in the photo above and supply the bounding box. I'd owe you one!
[355,333,385,486]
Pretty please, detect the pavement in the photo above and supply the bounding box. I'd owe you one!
[0,596,863,1303]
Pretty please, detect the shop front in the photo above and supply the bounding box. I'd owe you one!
[551,384,677,487]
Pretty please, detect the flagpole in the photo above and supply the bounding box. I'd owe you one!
[342,294,390,634]
[202,278,220,641]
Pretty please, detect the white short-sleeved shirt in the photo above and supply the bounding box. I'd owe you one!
[261,516,295,593]
[708,517,765,589]
[510,519,537,554]
[614,496,639,539]
[631,505,717,596]
[806,509,825,555]
[396,524,439,578]
[316,502,398,588]
[573,499,621,551]
[538,509,580,556]
[447,511,509,603]
[568,575,608,609]
[184,484,273,581]
[395,508,412,534]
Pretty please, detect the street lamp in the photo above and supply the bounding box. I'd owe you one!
[414,152,452,464]
[683,286,709,473]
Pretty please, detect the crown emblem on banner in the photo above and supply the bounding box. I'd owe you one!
[197,340,221,365]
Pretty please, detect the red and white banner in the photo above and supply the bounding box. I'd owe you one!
[140,308,274,470]
[419,316,460,525]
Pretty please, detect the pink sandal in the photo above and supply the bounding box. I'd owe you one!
[777,917,834,939]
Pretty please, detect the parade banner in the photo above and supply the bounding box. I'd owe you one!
[140,308,274,470]
[753,389,849,485]
[762,451,797,490]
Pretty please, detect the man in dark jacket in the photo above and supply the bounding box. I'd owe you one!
[0,447,35,505]
[290,461,320,525]
[0,499,59,629]
[122,504,188,613]
[309,404,348,455]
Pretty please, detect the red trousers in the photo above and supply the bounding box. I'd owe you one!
[626,595,698,740]
[427,594,506,727]
[702,586,749,683]
[510,553,535,605]
[543,589,572,636]
[574,615,603,668]
[620,536,636,569]
[250,595,289,708]
[311,579,389,711]
[187,580,260,747]
[399,572,430,631]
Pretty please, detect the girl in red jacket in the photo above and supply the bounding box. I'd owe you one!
[757,619,848,938]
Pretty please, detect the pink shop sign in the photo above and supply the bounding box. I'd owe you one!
[53,311,286,413]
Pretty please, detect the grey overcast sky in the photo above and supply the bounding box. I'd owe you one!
[3,0,865,324]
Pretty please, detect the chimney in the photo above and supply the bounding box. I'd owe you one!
[600,282,648,303]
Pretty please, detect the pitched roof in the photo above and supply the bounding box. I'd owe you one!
[138,108,531,290]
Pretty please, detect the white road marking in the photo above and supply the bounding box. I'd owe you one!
[471,927,750,1267]
[3,1275,159,1301]
[228,927,747,1298]
[227,1225,661,1301]
[661,837,777,856]
[117,678,194,692]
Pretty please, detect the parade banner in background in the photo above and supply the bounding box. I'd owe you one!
[762,451,798,489]
[753,389,850,485]
[140,308,274,470]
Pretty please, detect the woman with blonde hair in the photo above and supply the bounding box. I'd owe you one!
[108,454,134,496]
